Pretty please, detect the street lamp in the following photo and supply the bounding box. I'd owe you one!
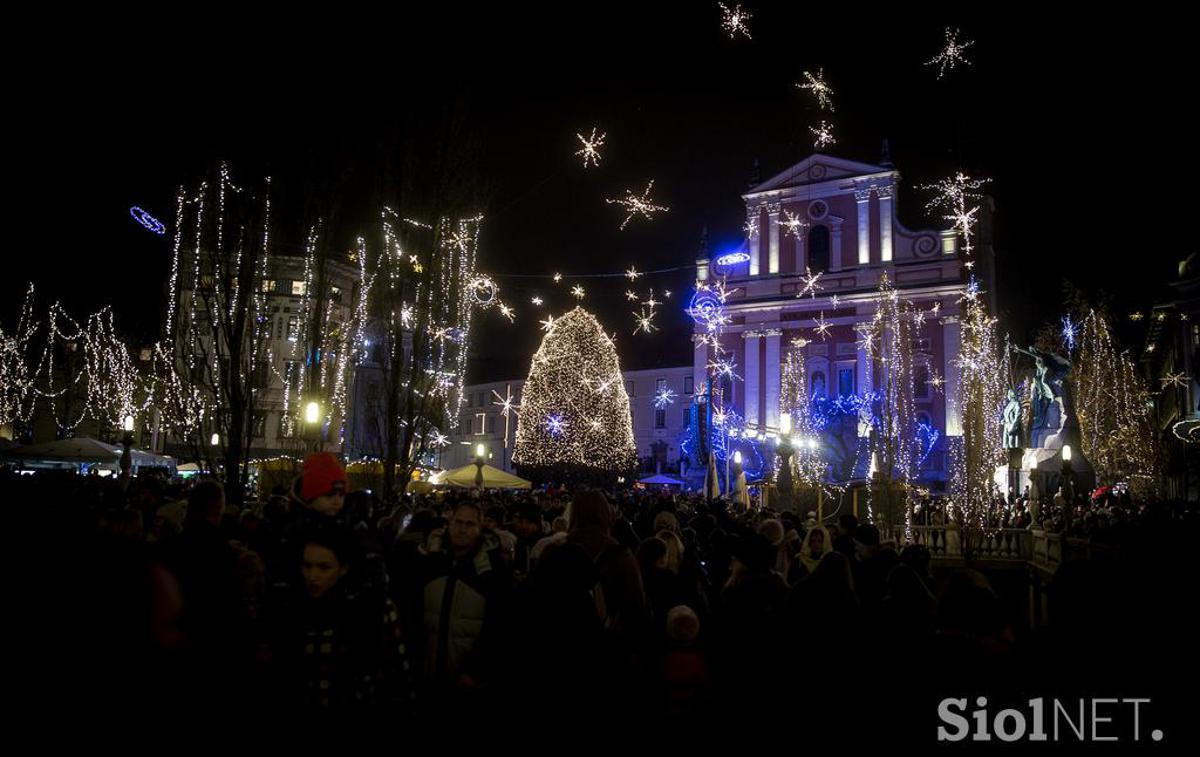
[119,414,135,479]
[474,443,486,490]
[210,432,219,447]
[305,400,321,425]
[776,417,795,513]
[1061,444,1075,510]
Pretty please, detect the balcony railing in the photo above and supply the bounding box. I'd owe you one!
[888,526,1116,571]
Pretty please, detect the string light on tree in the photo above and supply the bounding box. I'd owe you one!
[575,127,606,168]
[926,27,974,79]
[718,2,752,39]
[606,180,669,230]
[512,307,636,476]
[796,69,835,111]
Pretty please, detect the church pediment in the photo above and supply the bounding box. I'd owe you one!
[744,154,896,198]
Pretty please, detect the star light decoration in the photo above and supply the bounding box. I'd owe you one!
[654,386,677,409]
[813,312,832,340]
[780,209,807,238]
[499,304,516,322]
[545,414,568,437]
[797,267,824,299]
[633,307,658,335]
[796,69,835,111]
[540,315,555,332]
[429,430,450,448]
[664,290,671,298]
[928,370,946,393]
[606,180,669,230]
[626,290,639,301]
[531,296,543,306]
[924,172,990,259]
[744,213,760,239]
[575,127,606,168]
[1061,314,1078,352]
[571,284,586,299]
[829,294,841,309]
[1161,372,1189,391]
[553,273,563,283]
[926,27,974,79]
[492,386,520,418]
[625,266,641,281]
[718,2,752,39]
[810,121,836,149]
[644,290,661,309]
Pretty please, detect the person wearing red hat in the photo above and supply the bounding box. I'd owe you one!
[296,452,349,516]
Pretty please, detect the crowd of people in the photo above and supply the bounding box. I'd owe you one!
[14,455,1198,738]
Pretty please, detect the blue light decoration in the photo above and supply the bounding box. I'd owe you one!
[545,413,567,437]
[688,286,725,328]
[130,206,166,235]
[1061,314,1077,353]
[915,421,940,468]
[713,250,751,267]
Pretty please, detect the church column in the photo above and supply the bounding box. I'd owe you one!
[764,329,782,430]
[748,205,762,276]
[794,220,806,272]
[744,330,762,428]
[767,202,781,274]
[943,317,962,436]
[855,187,872,265]
[877,185,894,262]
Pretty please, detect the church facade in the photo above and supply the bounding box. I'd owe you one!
[692,154,974,487]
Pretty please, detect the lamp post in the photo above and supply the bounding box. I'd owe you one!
[474,442,486,490]
[776,415,795,512]
[305,400,322,452]
[1061,444,1075,515]
[119,414,135,479]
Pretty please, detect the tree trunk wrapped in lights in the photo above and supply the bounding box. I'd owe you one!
[1073,309,1161,495]
[513,307,636,484]
[947,283,1010,557]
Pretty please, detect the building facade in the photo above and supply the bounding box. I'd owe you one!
[692,153,970,488]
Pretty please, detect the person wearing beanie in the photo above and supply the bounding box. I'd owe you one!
[296,452,349,516]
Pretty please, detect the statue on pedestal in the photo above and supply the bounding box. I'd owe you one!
[1013,345,1071,449]
[1002,389,1023,449]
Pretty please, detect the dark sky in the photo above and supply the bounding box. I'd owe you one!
[8,4,1192,381]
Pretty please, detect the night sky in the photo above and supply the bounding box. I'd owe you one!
[8,5,1191,381]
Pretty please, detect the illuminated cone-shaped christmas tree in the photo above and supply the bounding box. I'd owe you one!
[513,307,636,483]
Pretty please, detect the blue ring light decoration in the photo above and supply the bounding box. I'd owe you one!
[713,251,750,267]
[130,206,166,235]
[688,287,724,327]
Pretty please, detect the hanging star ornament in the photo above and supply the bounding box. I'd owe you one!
[606,180,669,230]
[633,307,658,335]
[654,386,677,409]
[718,3,752,39]
[499,304,516,322]
[796,69,835,111]
[553,273,563,283]
[539,315,555,332]
[780,209,807,238]
[625,290,639,301]
[1161,372,1189,391]
[492,387,520,418]
[926,27,974,79]
[571,284,586,299]
[813,312,832,340]
[744,214,759,239]
[625,266,641,281]
[797,267,824,298]
[531,296,543,306]
[810,121,836,149]
[574,127,606,168]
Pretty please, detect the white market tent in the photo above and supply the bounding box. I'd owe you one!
[429,462,532,489]
[8,437,175,471]
[638,474,685,486]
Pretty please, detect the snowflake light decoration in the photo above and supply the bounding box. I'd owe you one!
[719,3,752,39]
[926,27,974,79]
[796,69,835,111]
[606,180,669,230]
[575,127,606,167]
[810,120,836,149]
[654,386,677,409]
[570,284,586,299]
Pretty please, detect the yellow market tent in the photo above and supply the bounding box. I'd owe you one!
[429,463,532,490]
